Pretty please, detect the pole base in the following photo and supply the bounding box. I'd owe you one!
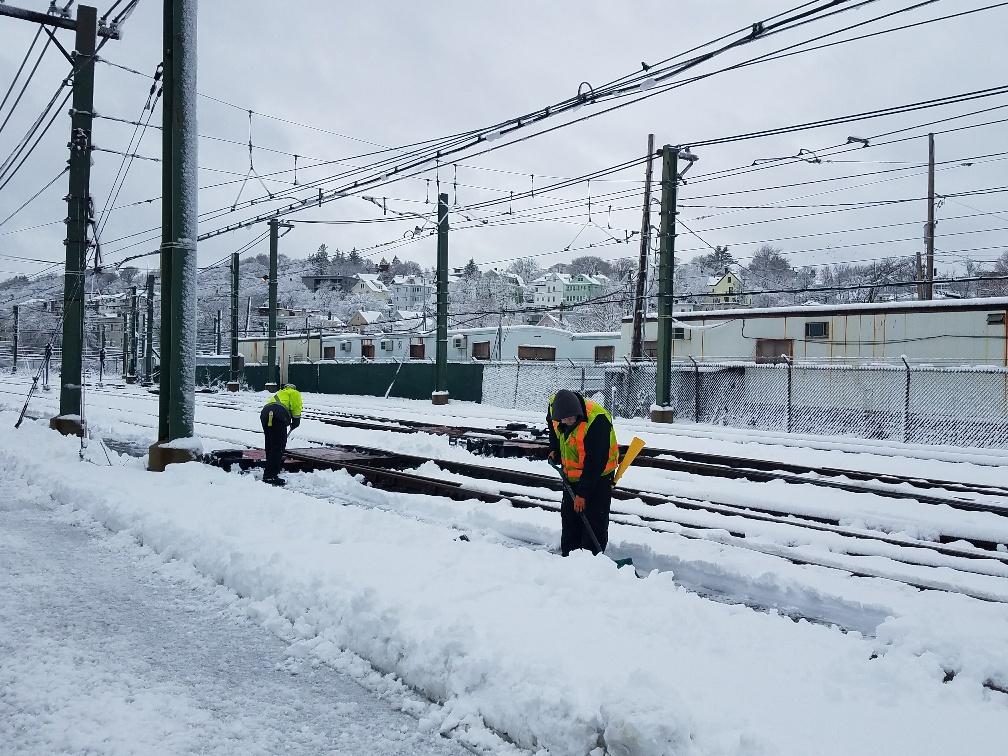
[431,391,450,405]
[49,415,85,437]
[148,440,200,472]
[265,382,279,393]
[649,406,676,424]
[227,381,240,392]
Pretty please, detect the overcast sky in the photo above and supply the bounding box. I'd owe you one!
[1,0,1006,285]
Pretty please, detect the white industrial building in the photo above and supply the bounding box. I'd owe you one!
[238,325,620,382]
[621,297,1008,366]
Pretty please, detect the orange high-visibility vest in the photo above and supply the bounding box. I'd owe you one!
[550,395,619,482]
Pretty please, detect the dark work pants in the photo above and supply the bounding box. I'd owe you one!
[560,477,612,557]
[260,403,290,480]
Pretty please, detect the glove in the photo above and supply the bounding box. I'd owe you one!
[573,495,586,513]
[290,417,301,430]
[547,450,556,463]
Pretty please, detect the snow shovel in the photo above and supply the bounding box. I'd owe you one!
[548,460,634,570]
[614,436,646,485]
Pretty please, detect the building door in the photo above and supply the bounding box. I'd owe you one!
[471,340,491,360]
[755,338,793,364]
[323,346,335,360]
[517,345,556,361]
[410,340,425,360]
[361,340,375,360]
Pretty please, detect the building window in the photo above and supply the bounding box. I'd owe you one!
[517,345,556,361]
[755,338,793,364]
[987,312,1005,325]
[642,340,657,359]
[472,341,491,360]
[804,321,829,339]
[672,327,686,340]
[594,345,615,363]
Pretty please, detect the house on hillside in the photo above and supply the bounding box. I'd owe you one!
[390,274,434,311]
[699,269,751,309]
[352,273,391,301]
[300,274,356,294]
[347,309,384,332]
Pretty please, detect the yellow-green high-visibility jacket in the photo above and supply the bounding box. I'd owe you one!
[548,394,618,483]
[264,386,302,419]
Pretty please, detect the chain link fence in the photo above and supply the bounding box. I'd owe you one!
[482,359,1008,448]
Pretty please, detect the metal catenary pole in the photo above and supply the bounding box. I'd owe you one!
[157,0,199,445]
[127,285,138,381]
[215,309,222,355]
[143,272,154,384]
[229,252,240,384]
[925,132,936,301]
[433,193,449,403]
[121,312,128,377]
[653,145,678,416]
[267,218,279,388]
[630,133,655,362]
[57,5,97,420]
[11,305,18,374]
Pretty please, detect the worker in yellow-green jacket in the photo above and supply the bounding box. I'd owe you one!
[260,384,303,485]
[547,389,619,556]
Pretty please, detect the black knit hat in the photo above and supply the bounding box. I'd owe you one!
[552,389,583,420]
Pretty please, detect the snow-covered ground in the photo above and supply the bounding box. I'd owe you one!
[0,502,472,756]
[2,375,1008,754]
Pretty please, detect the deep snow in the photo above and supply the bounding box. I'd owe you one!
[1,409,1007,755]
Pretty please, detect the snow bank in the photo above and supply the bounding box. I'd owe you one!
[2,414,1006,755]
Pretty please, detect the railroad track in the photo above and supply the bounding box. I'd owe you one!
[7,385,1008,602]
[301,408,1008,512]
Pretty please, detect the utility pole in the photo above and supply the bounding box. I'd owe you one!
[651,145,679,423]
[98,327,105,387]
[151,0,199,470]
[121,312,128,378]
[432,193,449,404]
[52,5,97,437]
[266,219,279,390]
[215,309,222,355]
[143,273,154,385]
[631,133,655,362]
[924,132,936,300]
[228,252,240,390]
[126,285,138,382]
[11,305,19,374]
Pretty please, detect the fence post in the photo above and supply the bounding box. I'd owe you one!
[688,356,700,422]
[513,358,521,409]
[783,354,793,433]
[901,355,911,443]
[581,366,586,393]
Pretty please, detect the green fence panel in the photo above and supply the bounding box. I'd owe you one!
[311,362,483,402]
[287,362,320,393]
[243,363,268,392]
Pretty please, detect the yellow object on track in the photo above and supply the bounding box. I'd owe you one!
[614,436,646,484]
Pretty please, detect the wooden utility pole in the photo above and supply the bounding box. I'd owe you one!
[126,285,138,382]
[651,145,678,423]
[924,132,936,300]
[432,193,450,404]
[631,133,655,362]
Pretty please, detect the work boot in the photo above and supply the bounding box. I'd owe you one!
[263,476,286,487]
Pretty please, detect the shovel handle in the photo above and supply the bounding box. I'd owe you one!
[549,461,604,554]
